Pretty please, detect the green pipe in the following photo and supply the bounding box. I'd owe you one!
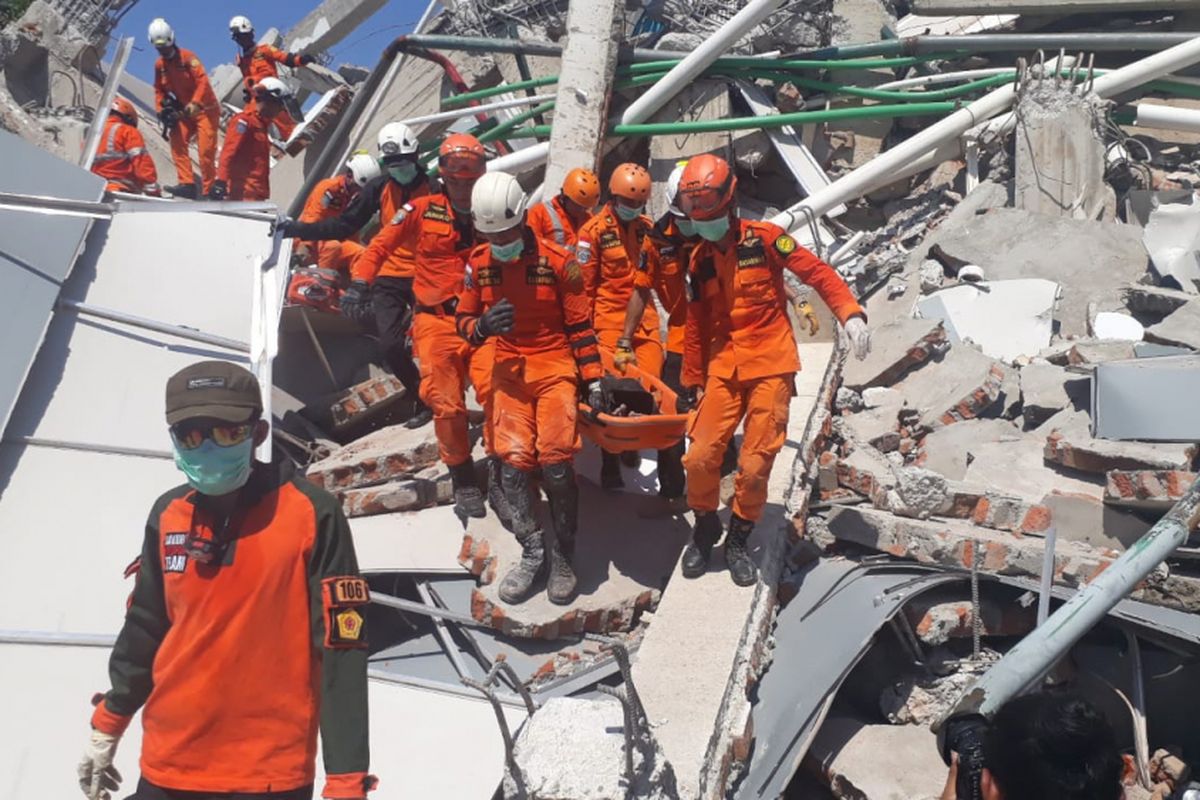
[477,100,557,144]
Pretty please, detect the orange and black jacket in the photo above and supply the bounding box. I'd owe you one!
[238,44,304,93]
[288,172,432,244]
[91,459,373,799]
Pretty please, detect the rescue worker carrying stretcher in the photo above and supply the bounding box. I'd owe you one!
[294,152,381,276]
[577,163,662,490]
[91,97,160,197]
[527,167,601,253]
[77,361,374,800]
[230,15,313,141]
[355,133,501,522]
[149,18,219,200]
[212,77,291,201]
[457,172,606,605]
[677,154,871,586]
[279,122,434,429]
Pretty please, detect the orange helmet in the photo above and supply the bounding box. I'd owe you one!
[110,97,137,124]
[678,154,736,221]
[562,167,600,209]
[438,133,486,179]
[608,163,651,204]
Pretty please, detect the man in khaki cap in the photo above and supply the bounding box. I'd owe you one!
[78,361,376,800]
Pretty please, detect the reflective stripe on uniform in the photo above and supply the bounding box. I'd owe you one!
[542,199,565,247]
[94,124,146,162]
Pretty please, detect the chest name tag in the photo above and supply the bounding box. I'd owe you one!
[423,205,452,223]
[736,244,767,269]
[477,267,502,287]
[163,532,188,573]
[527,260,556,286]
[599,231,622,251]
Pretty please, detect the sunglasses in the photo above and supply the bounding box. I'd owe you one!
[170,420,255,450]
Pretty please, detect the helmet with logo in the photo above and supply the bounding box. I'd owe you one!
[346,152,382,188]
[254,77,291,100]
[677,154,736,221]
[609,163,651,203]
[562,167,600,210]
[438,133,487,180]
[229,15,254,34]
[376,122,419,161]
[472,171,528,234]
[147,18,175,48]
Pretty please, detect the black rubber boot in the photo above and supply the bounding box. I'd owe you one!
[725,513,758,587]
[404,401,433,429]
[600,451,624,490]
[682,511,723,579]
[620,450,642,469]
[543,463,579,605]
[486,456,513,531]
[498,464,544,604]
[167,183,198,200]
[449,459,486,520]
[657,441,686,500]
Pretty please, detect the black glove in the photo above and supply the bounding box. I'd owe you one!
[242,88,252,104]
[476,298,515,340]
[299,54,316,66]
[679,386,700,412]
[272,216,298,238]
[208,180,228,201]
[584,379,609,414]
[340,279,371,319]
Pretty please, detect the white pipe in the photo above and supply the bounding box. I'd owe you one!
[621,0,786,125]
[81,37,134,170]
[488,140,550,173]
[401,92,555,128]
[1092,36,1200,96]
[876,68,1012,91]
[1131,102,1200,134]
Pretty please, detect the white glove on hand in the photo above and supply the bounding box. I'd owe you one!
[77,730,121,800]
[844,316,871,361]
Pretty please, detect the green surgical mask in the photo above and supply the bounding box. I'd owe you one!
[172,438,254,496]
[676,217,697,238]
[490,239,525,262]
[693,216,731,242]
[615,204,643,222]
[387,162,419,185]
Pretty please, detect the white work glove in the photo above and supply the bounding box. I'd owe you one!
[77,730,121,800]
[844,316,871,361]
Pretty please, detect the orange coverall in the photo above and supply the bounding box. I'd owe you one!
[218,107,272,201]
[577,204,663,377]
[91,115,159,195]
[682,219,864,522]
[237,44,303,139]
[457,233,603,471]
[636,216,695,357]
[356,194,494,467]
[154,47,219,194]
[297,175,364,275]
[527,195,584,253]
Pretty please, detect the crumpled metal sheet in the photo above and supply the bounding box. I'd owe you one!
[1143,192,1200,294]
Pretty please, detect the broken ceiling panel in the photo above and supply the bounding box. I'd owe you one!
[1091,355,1200,442]
[1143,193,1200,293]
[915,279,1060,363]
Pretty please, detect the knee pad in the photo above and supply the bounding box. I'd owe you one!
[542,462,575,491]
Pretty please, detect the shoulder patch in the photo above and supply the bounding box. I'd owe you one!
[235,120,248,135]
[564,259,583,288]
[775,234,797,255]
[577,240,593,265]
[389,206,410,225]
[189,59,200,69]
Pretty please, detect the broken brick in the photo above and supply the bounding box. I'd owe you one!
[306,423,440,491]
[1044,411,1196,474]
[1105,469,1198,512]
[890,346,1007,432]
[841,318,948,391]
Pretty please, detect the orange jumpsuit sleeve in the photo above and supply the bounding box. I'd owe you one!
[558,255,603,383]
[767,228,865,324]
[268,45,305,69]
[299,178,338,225]
[185,54,214,107]
[454,254,486,343]
[153,60,167,110]
[353,202,419,284]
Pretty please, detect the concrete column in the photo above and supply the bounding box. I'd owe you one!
[541,0,624,196]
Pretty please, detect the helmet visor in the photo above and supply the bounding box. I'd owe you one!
[439,150,486,179]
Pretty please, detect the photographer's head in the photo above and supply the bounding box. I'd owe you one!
[981,692,1123,800]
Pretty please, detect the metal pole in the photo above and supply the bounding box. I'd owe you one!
[416,581,472,680]
[1036,525,1057,626]
[400,93,556,128]
[80,36,133,170]
[936,474,1200,726]
[0,630,116,647]
[60,298,251,352]
[791,32,1200,60]
[372,590,499,630]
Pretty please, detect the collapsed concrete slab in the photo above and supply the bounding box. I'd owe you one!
[1020,362,1088,428]
[1040,491,1153,551]
[1121,283,1194,317]
[306,423,440,491]
[806,716,951,800]
[1144,298,1200,351]
[1044,409,1196,474]
[915,279,1060,363]
[840,317,947,390]
[339,465,452,518]
[1105,469,1199,512]
[964,434,1106,502]
[890,346,1007,431]
[917,418,1022,481]
[838,390,905,452]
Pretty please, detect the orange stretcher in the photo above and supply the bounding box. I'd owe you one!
[577,348,690,453]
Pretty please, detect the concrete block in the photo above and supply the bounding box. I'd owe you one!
[1041,491,1153,551]
[891,346,1007,432]
[1145,298,1200,351]
[807,717,949,800]
[1066,340,1140,365]
[879,651,1002,727]
[306,423,440,491]
[1105,469,1198,512]
[328,374,406,429]
[840,393,904,452]
[963,433,1105,503]
[905,595,1036,646]
[338,465,451,518]
[841,317,947,391]
[1014,80,1108,220]
[1044,410,1196,474]
[1020,363,1088,428]
[917,418,1022,481]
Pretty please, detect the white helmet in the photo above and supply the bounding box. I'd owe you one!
[472,171,528,234]
[666,160,688,216]
[346,152,382,187]
[147,18,175,48]
[254,77,291,99]
[377,122,419,158]
[229,15,254,34]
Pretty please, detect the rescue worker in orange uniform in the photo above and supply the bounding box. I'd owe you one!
[615,162,696,505]
[280,122,434,429]
[76,361,374,800]
[294,152,381,276]
[354,134,499,521]
[91,97,160,196]
[230,15,313,141]
[526,167,600,253]
[212,77,291,201]
[457,172,606,605]
[148,18,219,200]
[677,155,871,585]
[577,163,661,490]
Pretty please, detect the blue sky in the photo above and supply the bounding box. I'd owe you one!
[111,0,432,84]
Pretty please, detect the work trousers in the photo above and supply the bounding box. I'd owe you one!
[129,776,312,799]
[412,310,494,466]
[683,372,793,522]
[371,276,422,400]
[168,109,219,193]
[314,239,364,277]
[492,369,580,472]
